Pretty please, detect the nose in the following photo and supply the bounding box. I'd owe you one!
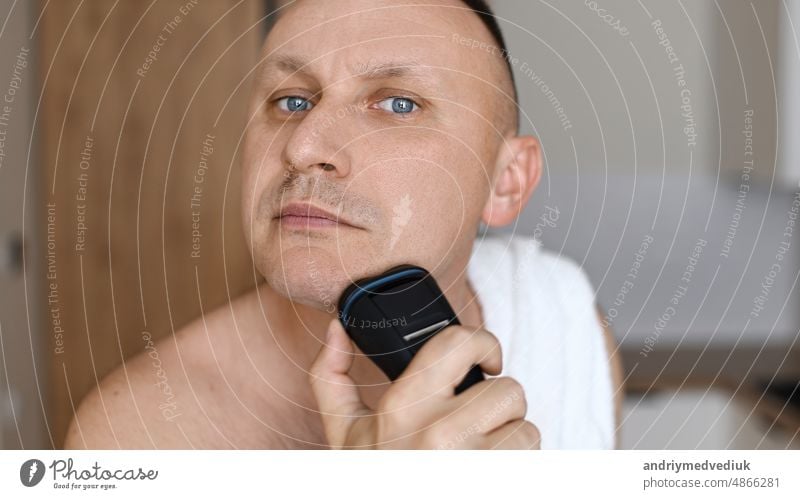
[281,104,352,178]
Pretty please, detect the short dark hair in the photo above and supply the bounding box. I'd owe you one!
[460,0,518,132]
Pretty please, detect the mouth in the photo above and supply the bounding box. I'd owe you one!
[275,202,362,230]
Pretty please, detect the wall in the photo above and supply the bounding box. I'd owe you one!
[489,0,799,346]
[0,0,47,449]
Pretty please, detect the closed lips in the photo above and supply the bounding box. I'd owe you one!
[277,203,359,228]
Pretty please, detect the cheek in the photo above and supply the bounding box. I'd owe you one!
[363,156,471,259]
[242,127,284,220]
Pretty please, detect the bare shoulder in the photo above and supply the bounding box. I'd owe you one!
[63,287,268,449]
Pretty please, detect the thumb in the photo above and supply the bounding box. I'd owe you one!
[309,318,371,448]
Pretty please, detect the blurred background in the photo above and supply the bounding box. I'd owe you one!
[0,0,798,449]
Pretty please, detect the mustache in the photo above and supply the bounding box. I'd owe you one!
[259,171,383,227]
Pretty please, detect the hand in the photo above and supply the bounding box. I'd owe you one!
[308,318,541,449]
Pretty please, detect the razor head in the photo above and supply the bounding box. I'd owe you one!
[337,264,460,381]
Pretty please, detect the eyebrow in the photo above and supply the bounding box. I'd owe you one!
[264,53,437,83]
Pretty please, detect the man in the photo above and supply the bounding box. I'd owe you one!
[65,0,623,450]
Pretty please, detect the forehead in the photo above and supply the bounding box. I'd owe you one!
[262,0,496,83]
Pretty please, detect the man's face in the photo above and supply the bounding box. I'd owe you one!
[242,0,510,310]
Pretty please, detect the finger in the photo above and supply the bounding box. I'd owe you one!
[446,376,527,433]
[308,318,371,448]
[483,419,542,449]
[395,325,502,401]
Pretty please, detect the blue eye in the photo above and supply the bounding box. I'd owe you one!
[277,96,313,112]
[377,97,418,114]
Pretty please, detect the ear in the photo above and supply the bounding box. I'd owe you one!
[481,134,542,227]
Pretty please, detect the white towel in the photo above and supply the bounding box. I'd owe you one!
[466,234,615,449]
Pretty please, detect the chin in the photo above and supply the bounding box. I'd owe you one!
[258,245,361,313]
[254,227,428,309]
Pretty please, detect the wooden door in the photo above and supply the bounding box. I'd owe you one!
[38,0,264,448]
